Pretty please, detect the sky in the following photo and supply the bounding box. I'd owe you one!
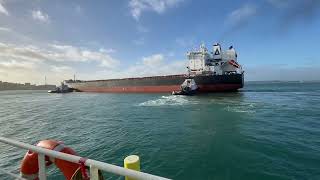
[0,0,320,85]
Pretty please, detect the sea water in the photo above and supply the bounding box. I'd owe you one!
[0,82,320,179]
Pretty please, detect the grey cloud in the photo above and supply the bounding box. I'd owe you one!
[0,2,9,16]
[221,0,320,40]
[280,0,320,29]
[129,0,184,20]
[0,42,120,68]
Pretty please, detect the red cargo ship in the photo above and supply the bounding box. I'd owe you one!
[66,43,244,93]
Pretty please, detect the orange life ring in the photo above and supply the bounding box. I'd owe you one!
[20,140,80,180]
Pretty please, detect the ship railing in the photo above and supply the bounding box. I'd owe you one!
[0,137,170,180]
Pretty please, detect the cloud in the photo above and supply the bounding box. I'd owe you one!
[129,0,183,20]
[49,65,77,82]
[0,42,120,84]
[175,37,196,48]
[0,41,186,84]
[137,25,149,33]
[0,67,41,84]
[49,44,119,67]
[267,0,290,8]
[99,48,116,53]
[0,60,35,70]
[32,10,50,23]
[0,43,120,68]
[0,27,11,32]
[0,63,76,85]
[219,3,258,41]
[226,4,257,28]
[133,37,145,45]
[0,27,33,43]
[123,53,186,77]
[142,54,164,66]
[0,43,47,63]
[221,1,320,39]
[0,2,9,16]
[75,5,82,14]
[77,53,186,80]
[279,1,320,28]
[51,65,75,73]
[0,27,186,83]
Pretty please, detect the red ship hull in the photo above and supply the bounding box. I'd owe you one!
[66,73,244,93]
[77,84,242,93]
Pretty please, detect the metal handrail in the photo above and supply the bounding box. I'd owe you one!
[0,137,170,180]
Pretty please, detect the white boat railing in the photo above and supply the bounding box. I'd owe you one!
[0,137,170,180]
[0,168,26,180]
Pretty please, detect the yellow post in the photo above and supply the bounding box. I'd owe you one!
[124,155,140,180]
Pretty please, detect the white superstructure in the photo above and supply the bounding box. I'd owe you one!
[187,43,243,76]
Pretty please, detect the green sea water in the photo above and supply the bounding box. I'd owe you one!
[0,82,320,180]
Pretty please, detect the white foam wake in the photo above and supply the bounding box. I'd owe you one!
[138,95,196,107]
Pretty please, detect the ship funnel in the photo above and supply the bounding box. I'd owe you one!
[213,43,222,60]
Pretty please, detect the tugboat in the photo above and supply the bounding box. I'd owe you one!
[172,79,198,95]
[48,82,73,93]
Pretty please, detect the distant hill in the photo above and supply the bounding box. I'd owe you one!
[0,81,56,91]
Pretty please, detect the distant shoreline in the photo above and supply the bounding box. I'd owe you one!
[0,81,56,91]
[0,89,54,91]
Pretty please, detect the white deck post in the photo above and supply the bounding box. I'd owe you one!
[90,165,99,180]
[38,153,47,180]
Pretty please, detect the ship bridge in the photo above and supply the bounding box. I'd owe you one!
[187,43,242,76]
